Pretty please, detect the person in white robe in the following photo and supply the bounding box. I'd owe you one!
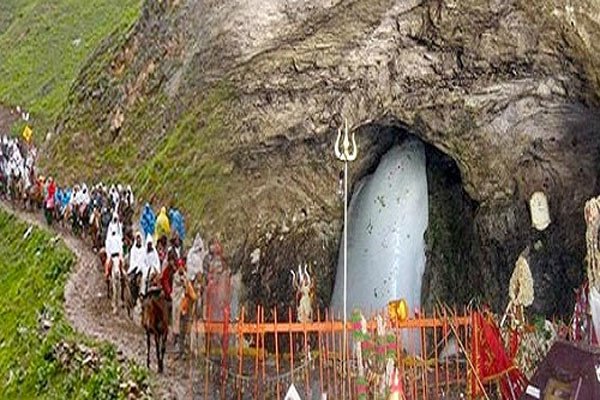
[124,185,134,208]
[104,213,124,279]
[127,231,146,310]
[109,185,120,210]
[128,231,146,275]
[144,236,161,295]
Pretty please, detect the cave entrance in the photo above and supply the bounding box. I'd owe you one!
[330,125,479,317]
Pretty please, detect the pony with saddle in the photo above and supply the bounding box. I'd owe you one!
[142,285,169,373]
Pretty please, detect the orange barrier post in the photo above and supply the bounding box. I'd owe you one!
[274,308,281,400]
[238,306,245,400]
[260,307,266,386]
[331,309,338,399]
[317,308,324,397]
[204,302,211,400]
[421,309,428,400]
[253,305,260,400]
[288,307,294,385]
[303,313,309,398]
[433,308,440,398]
[443,307,450,394]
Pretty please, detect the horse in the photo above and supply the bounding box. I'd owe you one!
[89,207,102,251]
[142,289,169,373]
[8,170,23,204]
[97,249,112,299]
[26,181,44,211]
[108,254,125,314]
[65,204,83,236]
[125,271,141,319]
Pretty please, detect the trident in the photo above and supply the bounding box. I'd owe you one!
[334,117,357,398]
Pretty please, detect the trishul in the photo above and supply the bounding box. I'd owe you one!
[334,118,357,161]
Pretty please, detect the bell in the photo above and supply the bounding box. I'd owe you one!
[388,299,408,323]
[396,299,408,322]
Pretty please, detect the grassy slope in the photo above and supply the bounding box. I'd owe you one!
[0,210,149,399]
[0,0,141,126]
[49,81,238,244]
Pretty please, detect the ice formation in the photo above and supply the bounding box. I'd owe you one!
[331,139,428,324]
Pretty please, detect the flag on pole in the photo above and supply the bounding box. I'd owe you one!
[22,125,33,143]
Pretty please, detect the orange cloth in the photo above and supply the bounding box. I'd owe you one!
[180,280,197,316]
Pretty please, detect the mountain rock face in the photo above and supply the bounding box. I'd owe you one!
[46,0,600,317]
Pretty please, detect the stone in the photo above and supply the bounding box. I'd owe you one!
[529,192,551,231]
[48,0,600,316]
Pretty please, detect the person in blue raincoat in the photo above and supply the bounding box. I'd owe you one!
[140,203,156,239]
[168,208,186,242]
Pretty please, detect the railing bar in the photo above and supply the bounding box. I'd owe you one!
[304,315,309,399]
[317,308,324,398]
[261,307,266,382]
[332,308,338,399]
[454,307,459,387]
[254,305,259,400]
[238,306,245,400]
[434,308,440,399]
[289,307,295,385]
[204,302,211,400]
[443,307,450,395]
[274,308,281,400]
[421,308,427,400]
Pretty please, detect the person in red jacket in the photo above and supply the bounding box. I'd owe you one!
[161,250,177,330]
[44,177,56,225]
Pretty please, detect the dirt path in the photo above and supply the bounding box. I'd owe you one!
[0,202,196,399]
[0,104,205,399]
[0,104,17,132]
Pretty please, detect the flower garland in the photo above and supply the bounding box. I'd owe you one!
[350,309,399,399]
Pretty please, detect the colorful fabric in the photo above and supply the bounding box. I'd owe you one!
[168,208,185,241]
[161,265,174,300]
[572,281,597,344]
[589,286,600,345]
[471,312,527,400]
[140,203,156,239]
[180,280,197,316]
[155,207,170,240]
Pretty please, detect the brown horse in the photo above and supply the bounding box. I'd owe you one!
[89,207,102,251]
[29,182,44,210]
[142,290,169,373]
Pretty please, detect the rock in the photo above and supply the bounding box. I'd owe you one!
[22,226,33,240]
[49,0,600,316]
[250,248,260,264]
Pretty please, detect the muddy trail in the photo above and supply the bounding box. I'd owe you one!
[0,105,17,131]
[0,202,202,399]
[0,104,213,399]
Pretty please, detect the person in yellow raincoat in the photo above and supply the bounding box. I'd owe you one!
[154,206,171,240]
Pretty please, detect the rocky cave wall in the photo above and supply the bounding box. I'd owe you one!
[45,0,600,317]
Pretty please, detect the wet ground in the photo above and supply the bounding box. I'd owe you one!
[0,202,193,399]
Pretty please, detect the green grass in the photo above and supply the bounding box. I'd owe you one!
[47,80,238,243]
[0,210,150,399]
[126,82,236,238]
[0,0,141,123]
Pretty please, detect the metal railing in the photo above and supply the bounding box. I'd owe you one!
[188,306,475,400]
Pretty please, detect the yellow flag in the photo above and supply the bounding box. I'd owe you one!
[22,125,33,143]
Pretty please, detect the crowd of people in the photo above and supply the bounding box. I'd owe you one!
[0,134,232,358]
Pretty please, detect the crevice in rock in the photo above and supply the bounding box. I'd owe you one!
[421,143,479,312]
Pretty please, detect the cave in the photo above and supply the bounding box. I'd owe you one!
[330,125,480,317]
